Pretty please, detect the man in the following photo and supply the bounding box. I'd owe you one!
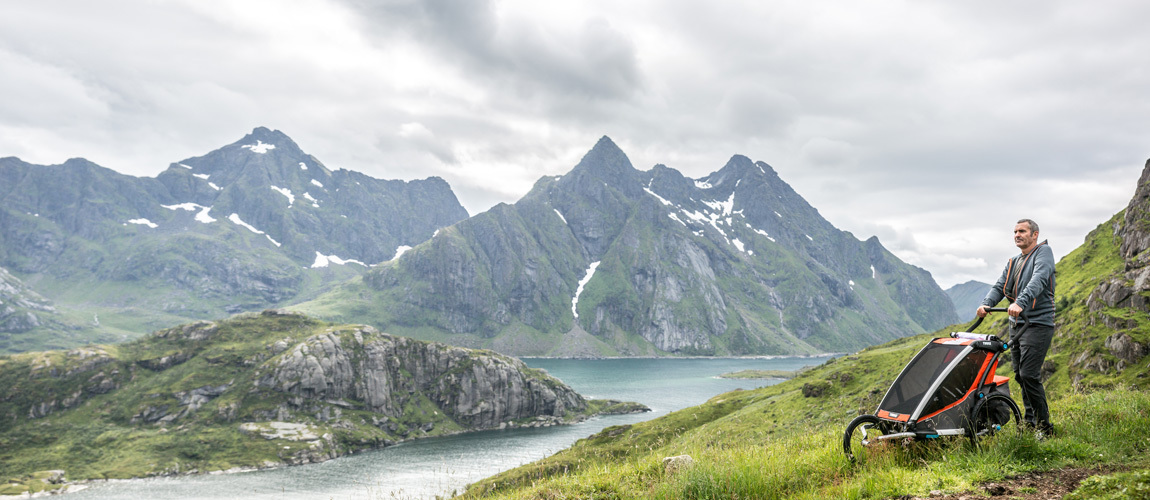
[976,218,1056,437]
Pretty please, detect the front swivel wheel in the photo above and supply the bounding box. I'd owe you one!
[843,415,891,463]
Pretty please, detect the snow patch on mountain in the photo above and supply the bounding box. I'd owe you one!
[553,208,567,225]
[193,173,210,180]
[311,179,324,189]
[127,218,157,228]
[572,261,601,319]
[242,140,275,154]
[702,192,735,216]
[392,245,413,261]
[643,187,673,207]
[162,203,216,223]
[299,162,308,171]
[271,186,295,206]
[311,251,366,268]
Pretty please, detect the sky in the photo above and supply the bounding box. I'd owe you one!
[2,0,1148,291]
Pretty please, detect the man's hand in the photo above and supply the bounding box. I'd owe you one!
[975,305,988,318]
[1007,303,1023,317]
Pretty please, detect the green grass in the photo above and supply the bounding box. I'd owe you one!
[1066,469,1150,500]
[456,211,1150,499]
[718,369,796,379]
[462,372,1150,500]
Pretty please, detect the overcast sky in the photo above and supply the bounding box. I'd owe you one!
[3,1,1147,293]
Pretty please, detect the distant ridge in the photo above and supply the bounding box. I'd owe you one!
[945,280,992,323]
[0,127,469,352]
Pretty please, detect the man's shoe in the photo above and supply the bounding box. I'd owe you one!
[1036,422,1056,440]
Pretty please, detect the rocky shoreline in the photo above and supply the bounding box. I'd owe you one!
[18,400,649,497]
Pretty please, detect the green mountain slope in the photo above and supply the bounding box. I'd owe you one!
[945,280,991,324]
[0,310,642,491]
[0,127,469,353]
[295,137,957,356]
[459,159,1150,499]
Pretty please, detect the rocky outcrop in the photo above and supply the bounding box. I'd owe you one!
[0,266,62,334]
[1105,332,1148,366]
[1119,159,1150,265]
[258,325,585,430]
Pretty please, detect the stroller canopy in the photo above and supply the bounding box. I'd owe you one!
[877,339,997,423]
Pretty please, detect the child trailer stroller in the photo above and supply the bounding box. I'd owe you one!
[843,308,1024,462]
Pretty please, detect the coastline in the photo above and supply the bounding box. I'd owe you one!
[519,353,841,360]
[10,402,650,497]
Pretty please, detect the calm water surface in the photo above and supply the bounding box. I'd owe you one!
[71,356,832,499]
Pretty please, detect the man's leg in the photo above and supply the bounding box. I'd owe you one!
[1010,331,1035,426]
[1014,324,1054,430]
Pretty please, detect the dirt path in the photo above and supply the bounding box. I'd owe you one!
[894,466,1120,500]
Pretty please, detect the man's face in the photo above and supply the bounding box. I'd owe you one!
[1013,223,1038,251]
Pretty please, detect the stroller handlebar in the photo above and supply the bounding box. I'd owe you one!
[965,307,1028,349]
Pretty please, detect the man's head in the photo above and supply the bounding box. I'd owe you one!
[1014,219,1040,253]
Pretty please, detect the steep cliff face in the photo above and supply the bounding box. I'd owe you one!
[0,127,469,352]
[0,311,620,479]
[258,326,584,430]
[349,137,957,356]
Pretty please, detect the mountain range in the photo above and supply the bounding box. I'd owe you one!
[3,130,956,356]
[296,136,958,356]
[0,127,468,352]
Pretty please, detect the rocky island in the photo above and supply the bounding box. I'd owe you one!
[0,310,647,494]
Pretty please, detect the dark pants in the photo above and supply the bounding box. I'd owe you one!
[1011,323,1054,426]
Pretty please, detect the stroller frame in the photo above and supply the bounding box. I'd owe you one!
[843,308,1024,462]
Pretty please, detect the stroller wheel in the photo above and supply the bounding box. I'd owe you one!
[967,394,1022,447]
[843,415,890,463]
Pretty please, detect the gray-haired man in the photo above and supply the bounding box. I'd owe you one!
[976,219,1056,437]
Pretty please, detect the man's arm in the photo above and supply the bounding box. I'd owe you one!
[1015,244,1055,313]
[977,260,1010,317]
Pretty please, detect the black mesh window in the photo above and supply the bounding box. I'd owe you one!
[879,343,964,415]
[920,350,988,417]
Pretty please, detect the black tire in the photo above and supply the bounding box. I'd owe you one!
[967,393,1022,447]
[843,415,890,463]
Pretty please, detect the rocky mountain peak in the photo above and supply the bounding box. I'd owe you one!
[567,136,643,192]
[1119,158,1150,264]
[359,137,958,355]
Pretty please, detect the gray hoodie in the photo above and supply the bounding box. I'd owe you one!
[981,240,1056,327]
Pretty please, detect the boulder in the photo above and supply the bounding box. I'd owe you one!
[663,455,695,475]
[1105,332,1148,365]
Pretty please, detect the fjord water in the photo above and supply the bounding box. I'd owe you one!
[71,356,831,500]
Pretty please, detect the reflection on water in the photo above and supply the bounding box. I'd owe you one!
[71,356,831,499]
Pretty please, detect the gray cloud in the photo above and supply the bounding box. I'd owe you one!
[2,0,1149,289]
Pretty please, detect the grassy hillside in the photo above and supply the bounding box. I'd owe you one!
[459,213,1150,499]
